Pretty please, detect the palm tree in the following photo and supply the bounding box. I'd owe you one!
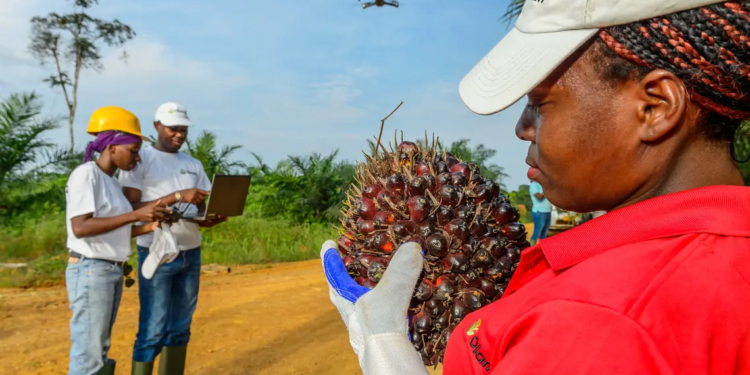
[501,0,525,27]
[184,130,247,178]
[0,92,62,190]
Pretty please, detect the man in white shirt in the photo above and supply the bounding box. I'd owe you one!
[119,102,226,375]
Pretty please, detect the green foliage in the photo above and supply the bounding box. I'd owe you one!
[735,122,750,184]
[29,0,136,154]
[245,151,356,223]
[184,130,247,177]
[509,184,532,223]
[500,0,525,27]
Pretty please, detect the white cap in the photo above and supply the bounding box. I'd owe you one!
[154,102,192,126]
[458,0,725,115]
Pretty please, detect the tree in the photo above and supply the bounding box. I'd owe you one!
[184,130,247,178]
[501,0,525,27]
[0,92,62,190]
[29,0,136,156]
[735,121,750,185]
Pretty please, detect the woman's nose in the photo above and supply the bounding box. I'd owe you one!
[515,107,537,143]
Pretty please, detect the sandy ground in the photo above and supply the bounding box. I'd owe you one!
[0,259,444,375]
[0,224,536,375]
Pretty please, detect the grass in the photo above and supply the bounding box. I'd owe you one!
[0,210,533,289]
[0,214,337,288]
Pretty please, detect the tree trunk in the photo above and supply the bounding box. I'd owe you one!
[68,111,75,156]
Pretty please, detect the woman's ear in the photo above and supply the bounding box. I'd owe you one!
[634,69,689,142]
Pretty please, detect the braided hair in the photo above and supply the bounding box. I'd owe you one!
[594,1,750,144]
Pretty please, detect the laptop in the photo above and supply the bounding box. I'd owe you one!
[178,174,252,220]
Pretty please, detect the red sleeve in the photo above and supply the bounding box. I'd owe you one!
[444,300,673,374]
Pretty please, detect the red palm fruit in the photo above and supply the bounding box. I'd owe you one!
[474,184,492,204]
[356,218,376,235]
[434,276,456,301]
[450,162,470,178]
[414,311,433,334]
[444,252,470,274]
[470,216,488,237]
[464,288,486,310]
[357,254,376,268]
[479,278,498,299]
[408,176,428,197]
[416,161,432,176]
[470,248,493,269]
[373,211,395,227]
[492,203,520,226]
[375,190,394,208]
[362,184,384,199]
[458,269,481,289]
[398,141,419,154]
[406,235,427,251]
[449,300,468,321]
[423,174,437,193]
[440,185,460,207]
[451,171,467,187]
[455,203,476,220]
[415,279,435,301]
[426,233,449,258]
[367,258,389,282]
[393,220,417,238]
[362,279,378,289]
[435,205,454,226]
[408,195,432,223]
[435,310,450,331]
[445,155,460,167]
[356,198,377,219]
[425,298,444,318]
[444,219,470,242]
[506,245,522,263]
[337,234,354,254]
[484,180,500,199]
[461,236,480,257]
[343,255,356,273]
[386,173,406,195]
[500,222,527,240]
[372,232,394,253]
[436,161,449,174]
[437,172,452,187]
[417,220,435,238]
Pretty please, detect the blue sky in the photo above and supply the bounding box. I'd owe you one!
[0,0,532,190]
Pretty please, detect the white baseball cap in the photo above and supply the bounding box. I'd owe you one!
[458,0,725,116]
[154,102,192,126]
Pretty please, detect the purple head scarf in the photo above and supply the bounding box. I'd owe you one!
[83,131,143,163]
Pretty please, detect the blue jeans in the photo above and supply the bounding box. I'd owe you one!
[66,258,124,375]
[133,246,201,362]
[531,211,552,242]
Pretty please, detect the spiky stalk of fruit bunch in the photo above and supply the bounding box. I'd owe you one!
[336,130,529,367]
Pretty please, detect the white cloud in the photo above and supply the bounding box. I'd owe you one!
[0,0,246,145]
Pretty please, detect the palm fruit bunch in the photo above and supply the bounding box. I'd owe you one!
[336,131,530,366]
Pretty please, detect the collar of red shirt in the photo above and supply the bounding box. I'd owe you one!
[538,185,750,272]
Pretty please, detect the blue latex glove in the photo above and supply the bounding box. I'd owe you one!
[321,240,430,375]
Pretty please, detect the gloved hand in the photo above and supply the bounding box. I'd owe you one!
[321,240,430,375]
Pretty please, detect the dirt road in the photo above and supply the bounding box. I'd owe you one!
[0,259,443,375]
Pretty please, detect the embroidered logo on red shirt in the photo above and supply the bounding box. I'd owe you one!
[467,319,491,372]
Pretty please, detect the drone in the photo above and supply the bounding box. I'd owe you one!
[359,0,399,9]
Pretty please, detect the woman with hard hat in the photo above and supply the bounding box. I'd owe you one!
[65,106,171,375]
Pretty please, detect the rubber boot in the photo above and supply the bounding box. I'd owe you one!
[96,359,116,375]
[158,345,188,375]
[131,360,154,375]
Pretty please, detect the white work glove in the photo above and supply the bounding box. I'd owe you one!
[321,240,430,375]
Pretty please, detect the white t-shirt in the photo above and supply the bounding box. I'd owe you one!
[66,162,134,261]
[118,146,212,250]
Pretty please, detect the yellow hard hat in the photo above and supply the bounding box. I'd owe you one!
[87,106,143,137]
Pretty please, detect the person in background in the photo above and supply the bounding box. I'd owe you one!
[528,180,551,244]
[119,102,226,375]
[65,106,168,375]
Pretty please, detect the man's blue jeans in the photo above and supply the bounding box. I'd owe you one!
[66,258,123,375]
[531,211,552,243]
[132,246,201,362]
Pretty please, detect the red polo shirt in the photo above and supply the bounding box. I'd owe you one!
[443,186,750,374]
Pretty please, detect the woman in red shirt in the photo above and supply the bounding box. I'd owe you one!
[320,0,750,373]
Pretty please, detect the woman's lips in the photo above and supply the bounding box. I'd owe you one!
[527,167,541,181]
